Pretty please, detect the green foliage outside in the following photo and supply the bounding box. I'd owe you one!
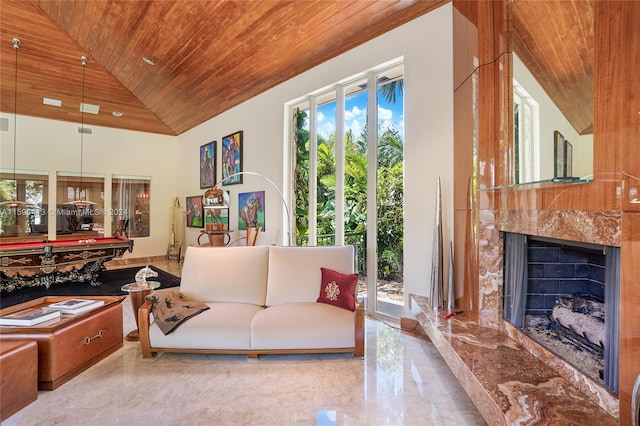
[0,179,43,231]
[293,83,404,281]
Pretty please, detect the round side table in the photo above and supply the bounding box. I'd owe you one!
[121,281,160,341]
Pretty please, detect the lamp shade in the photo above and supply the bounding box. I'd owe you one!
[203,186,229,209]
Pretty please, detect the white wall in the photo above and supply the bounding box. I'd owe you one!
[0,114,177,258]
[1,4,455,317]
[178,4,455,317]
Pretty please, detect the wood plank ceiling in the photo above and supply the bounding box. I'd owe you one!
[511,0,594,135]
[0,0,594,137]
[0,0,446,136]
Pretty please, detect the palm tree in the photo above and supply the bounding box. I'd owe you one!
[293,77,405,280]
[379,79,403,104]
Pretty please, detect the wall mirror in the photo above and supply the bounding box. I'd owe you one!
[511,0,594,184]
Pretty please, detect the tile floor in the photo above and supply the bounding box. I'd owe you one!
[2,261,486,426]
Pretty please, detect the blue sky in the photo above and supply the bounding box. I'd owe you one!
[316,89,404,142]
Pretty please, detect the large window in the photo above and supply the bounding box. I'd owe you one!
[56,173,104,236]
[513,79,539,183]
[290,62,405,319]
[0,171,47,237]
[112,175,151,238]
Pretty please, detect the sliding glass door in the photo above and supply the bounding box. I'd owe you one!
[290,63,405,319]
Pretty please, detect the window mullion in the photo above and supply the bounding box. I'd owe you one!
[366,72,378,313]
[335,86,345,245]
[309,96,318,246]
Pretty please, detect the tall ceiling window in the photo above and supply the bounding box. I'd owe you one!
[0,171,47,237]
[513,79,540,184]
[288,60,405,319]
[56,172,104,236]
[112,175,151,238]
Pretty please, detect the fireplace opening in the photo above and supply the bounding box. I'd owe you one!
[503,233,620,394]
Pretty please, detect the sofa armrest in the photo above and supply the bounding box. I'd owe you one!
[355,301,365,358]
[138,299,154,358]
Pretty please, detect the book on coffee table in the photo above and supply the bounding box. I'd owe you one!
[0,307,61,326]
[44,299,105,314]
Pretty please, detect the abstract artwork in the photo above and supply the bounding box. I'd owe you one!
[237,191,264,231]
[222,131,243,185]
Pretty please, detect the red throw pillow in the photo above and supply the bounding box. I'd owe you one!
[317,267,358,311]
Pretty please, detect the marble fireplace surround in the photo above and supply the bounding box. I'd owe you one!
[482,209,621,418]
[414,209,622,422]
[503,233,619,392]
[409,210,621,422]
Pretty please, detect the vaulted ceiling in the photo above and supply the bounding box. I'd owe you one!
[511,0,594,135]
[0,1,594,137]
[0,0,446,136]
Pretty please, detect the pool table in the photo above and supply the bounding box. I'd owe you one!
[0,237,133,292]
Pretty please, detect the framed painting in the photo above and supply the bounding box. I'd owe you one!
[565,141,573,177]
[553,130,566,178]
[222,130,243,185]
[186,195,204,228]
[205,207,229,231]
[200,141,216,189]
[238,191,265,231]
[215,208,230,231]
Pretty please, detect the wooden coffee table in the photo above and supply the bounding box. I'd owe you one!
[0,296,125,390]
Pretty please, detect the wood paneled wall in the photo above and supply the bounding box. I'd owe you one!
[597,2,640,424]
[453,0,508,322]
[453,0,640,422]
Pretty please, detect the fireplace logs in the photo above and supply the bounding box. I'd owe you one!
[551,296,605,348]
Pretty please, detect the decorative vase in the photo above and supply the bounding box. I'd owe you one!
[430,177,444,310]
[446,241,455,311]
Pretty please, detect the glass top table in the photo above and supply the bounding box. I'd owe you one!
[121,281,161,341]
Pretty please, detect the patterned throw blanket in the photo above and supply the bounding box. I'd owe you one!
[145,289,210,335]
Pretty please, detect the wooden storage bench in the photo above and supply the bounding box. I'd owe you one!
[0,296,125,390]
[0,340,38,421]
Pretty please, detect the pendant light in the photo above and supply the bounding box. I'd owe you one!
[0,37,37,209]
[64,55,96,208]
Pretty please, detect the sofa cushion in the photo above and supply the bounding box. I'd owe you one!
[265,245,355,306]
[250,302,355,350]
[148,303,263,350]
[180,245,269,305]
[317,267,358,311]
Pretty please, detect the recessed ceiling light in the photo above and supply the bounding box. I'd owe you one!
[80,103,100,114]
[112,111,123,117]
[43,97,62,107]
[142,56,156,65]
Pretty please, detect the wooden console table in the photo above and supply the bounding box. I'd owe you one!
[0,296,125,390]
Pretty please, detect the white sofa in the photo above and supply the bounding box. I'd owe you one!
[138,245,364,358]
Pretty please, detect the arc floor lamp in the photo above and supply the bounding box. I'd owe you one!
[203,171,292,246]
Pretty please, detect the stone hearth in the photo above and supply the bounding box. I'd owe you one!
[410,294,618,425]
